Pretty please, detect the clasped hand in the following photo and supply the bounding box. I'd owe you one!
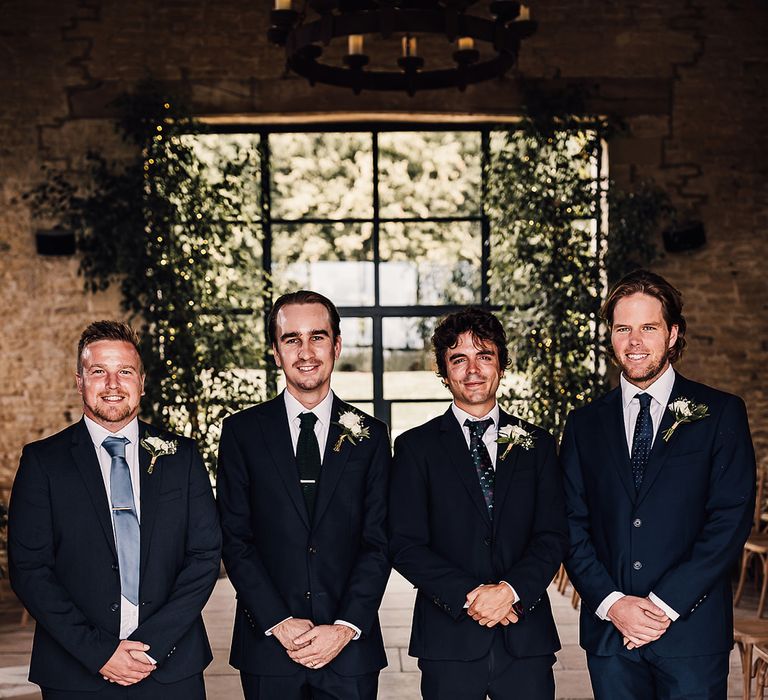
[99,640,156,686]
[607,595,671,649]
[466,583,519,627]
[273,619,355,669]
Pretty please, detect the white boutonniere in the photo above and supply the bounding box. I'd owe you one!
[332,411,370,452]
[662,398,709,442]
[140,436,178,474]
[496,424,535,459]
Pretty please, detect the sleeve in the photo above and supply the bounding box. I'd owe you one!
[332,424,392,636]
[561,413,625,614]
[498,434,570,610]
[129,443,222,662]
[388,434,480,619]
[650,395,756,617]
[216,418,293,632]
[8,446,120,674]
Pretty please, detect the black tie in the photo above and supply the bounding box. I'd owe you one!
[465,418,495,516]
[630,393,653,490]
[297,412,321,517]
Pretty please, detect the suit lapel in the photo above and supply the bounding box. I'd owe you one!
[635,373,685,506]
[492,410,524,521]
[439,409,492,527]
[598,388,636,503]
[138,422,161,574]
[313,397,353,528]
[262,395,311,530]
[71,419,118,559]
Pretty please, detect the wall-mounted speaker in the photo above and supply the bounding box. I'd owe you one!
[35,228,76,256]
[662,221,706,253]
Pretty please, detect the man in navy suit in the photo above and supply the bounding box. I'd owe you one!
[8,320,221,699]
[562,269,756,699]
[389,308,569,700]
[216,290,391,700]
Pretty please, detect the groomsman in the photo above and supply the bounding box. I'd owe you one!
[217,290,391,700]
[389,308,569,700]
[9,321,221,699]
[562,269,755,699]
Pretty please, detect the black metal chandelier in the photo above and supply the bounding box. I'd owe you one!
[267,1,537,95]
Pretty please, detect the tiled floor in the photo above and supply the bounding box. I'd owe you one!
[0,573,760,699]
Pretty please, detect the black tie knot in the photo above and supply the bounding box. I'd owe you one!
[464,418,494,440]
[102,435,129,459]
[299,412,318,429]
[636,393,652,409]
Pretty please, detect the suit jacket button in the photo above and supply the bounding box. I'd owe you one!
[110,603,119,612]
[484,537,491,546]
[112,563,119,571]
[309,546,317,555]
[305,591,311,599]
[633,561,642,570]
[633,518,642,528]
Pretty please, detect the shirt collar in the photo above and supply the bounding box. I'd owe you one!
[83,414,140,450]
[451,401,500,431]
[620,364,676,409]
[283,388,335,428]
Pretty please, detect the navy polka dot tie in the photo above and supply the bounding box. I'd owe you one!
[465,418,495,516]
[630,393,653,490]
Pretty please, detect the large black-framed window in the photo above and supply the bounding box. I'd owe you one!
[199,122,605,431]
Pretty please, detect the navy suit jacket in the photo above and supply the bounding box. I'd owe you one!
[562,373,755,657]
[8,419,222,691]
[389,407,569,661]
[216,393,391,677]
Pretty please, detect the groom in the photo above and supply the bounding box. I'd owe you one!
[562,269,755,698]
[8,320,221,699]
[217,290,391,699]
[389,308,568,699]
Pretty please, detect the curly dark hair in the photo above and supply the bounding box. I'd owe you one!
[77,320,143,375]
[431,308,510,380]
[601,269,687,363]
[267,290,341,345]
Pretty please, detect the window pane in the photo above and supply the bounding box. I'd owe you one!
[380,221,481,305]
[272,222,374,306]
[378,131,481,218]
[390,401,448,441]
[270,132,373,220]
[383,317,451,401]
[334,317,373,400]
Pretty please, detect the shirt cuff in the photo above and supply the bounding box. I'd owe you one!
[144,652,157,664]
[499,581,520,604]
[265,616,293,636]
[648,592,680,621]
[334,619,361,640]
[596,591,625,620]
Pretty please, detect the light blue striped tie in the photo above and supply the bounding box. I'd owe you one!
[103,436,140,605]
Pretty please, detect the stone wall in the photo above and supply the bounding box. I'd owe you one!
[1,0,766,487]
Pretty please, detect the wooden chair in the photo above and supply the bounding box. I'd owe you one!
[754,643,768,699]
[734,617,768,700]
[735,460,768,617]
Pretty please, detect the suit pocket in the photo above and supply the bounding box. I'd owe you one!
[158,488,182,502]
[664,450,707,468]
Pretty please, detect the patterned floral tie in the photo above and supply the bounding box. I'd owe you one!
[630,393,653,490]
[465,418,495,516]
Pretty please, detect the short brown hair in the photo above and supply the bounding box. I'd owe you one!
[267,290,341,344]
[77,320,143,374]
[601,269,687,363]
[432,308,510,380]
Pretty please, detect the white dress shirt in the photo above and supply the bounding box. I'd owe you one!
[595,365,680,622]
[264,389,362,640]
[451,402,519,606]
[83,415,142,640]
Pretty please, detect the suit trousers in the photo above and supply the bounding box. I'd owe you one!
[240,668,378,700]
[41,673,206,700]
[418,630,556,700]
[587,646,729,700]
